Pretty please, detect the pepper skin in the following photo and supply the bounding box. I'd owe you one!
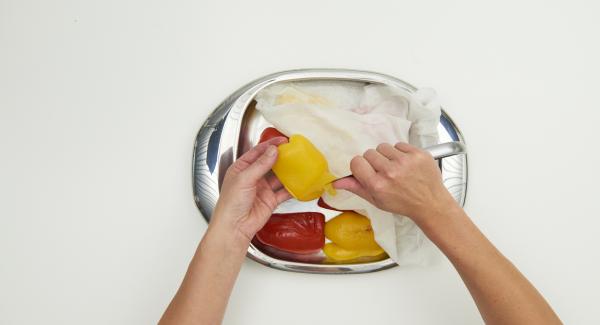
[272,134,336,201]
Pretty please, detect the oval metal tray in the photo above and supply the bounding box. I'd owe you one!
[193,69,468,274]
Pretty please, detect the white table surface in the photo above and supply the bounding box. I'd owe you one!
[2,0,599,324]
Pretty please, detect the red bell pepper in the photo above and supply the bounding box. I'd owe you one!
[318,197,348,212]
[255,212,325,254]
[259,127,288,143]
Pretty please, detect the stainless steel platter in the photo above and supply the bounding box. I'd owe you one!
[193,69,468,274]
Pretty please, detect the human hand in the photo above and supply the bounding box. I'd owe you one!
[209,137,291,246]
[333,142,457,225]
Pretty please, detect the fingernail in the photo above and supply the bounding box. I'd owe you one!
[266,145,277,157]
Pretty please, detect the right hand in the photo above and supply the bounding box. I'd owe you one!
[333,142,457,225]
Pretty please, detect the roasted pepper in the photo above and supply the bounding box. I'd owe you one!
[323,211,386,261]
[272,134,336,201]
[255,212,325,254]
[323,243,385,261]
[259,127,288,143]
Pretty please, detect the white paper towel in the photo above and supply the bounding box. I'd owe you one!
[255,81,441,265]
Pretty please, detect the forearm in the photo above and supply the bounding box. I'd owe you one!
[419,200,561,325]
[159,226,249,325]
[159,138,286,324]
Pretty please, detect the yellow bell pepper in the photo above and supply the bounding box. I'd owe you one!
[323,243,385,262]
[272,134,336,201]
[323,211,386,261]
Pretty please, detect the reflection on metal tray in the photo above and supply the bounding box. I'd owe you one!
[193,69,468,274]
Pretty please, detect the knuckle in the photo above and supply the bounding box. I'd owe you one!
[417,148,431,157]
[383,168,397,178]
[417,150,433,162]
[370,180,385,192]
[225,165,240,178]
[258,155,270,164]
[409,151,422,161]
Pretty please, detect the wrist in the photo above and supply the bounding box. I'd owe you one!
[413,193,462,235]
[204,219,252,256]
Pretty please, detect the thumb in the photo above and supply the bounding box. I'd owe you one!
[333,176,372,201]
[241,145,278,183]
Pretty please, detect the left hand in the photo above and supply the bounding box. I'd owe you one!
[209,137,291,246]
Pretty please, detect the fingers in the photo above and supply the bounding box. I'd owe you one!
[350,156,376,181]
[349,156,382,201]
[394,142,417,153]
[241,145,279,183]
[376,143,403,160]
[263,136,288,146]
[363,149,391,171]
[332,176,359,191]
[332,176,372,201]
[264,136,288,146]
[266,173,283,191]
[275,188,292,204]
[236,137,287,167]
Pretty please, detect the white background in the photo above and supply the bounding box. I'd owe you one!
[1,0,599,324]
